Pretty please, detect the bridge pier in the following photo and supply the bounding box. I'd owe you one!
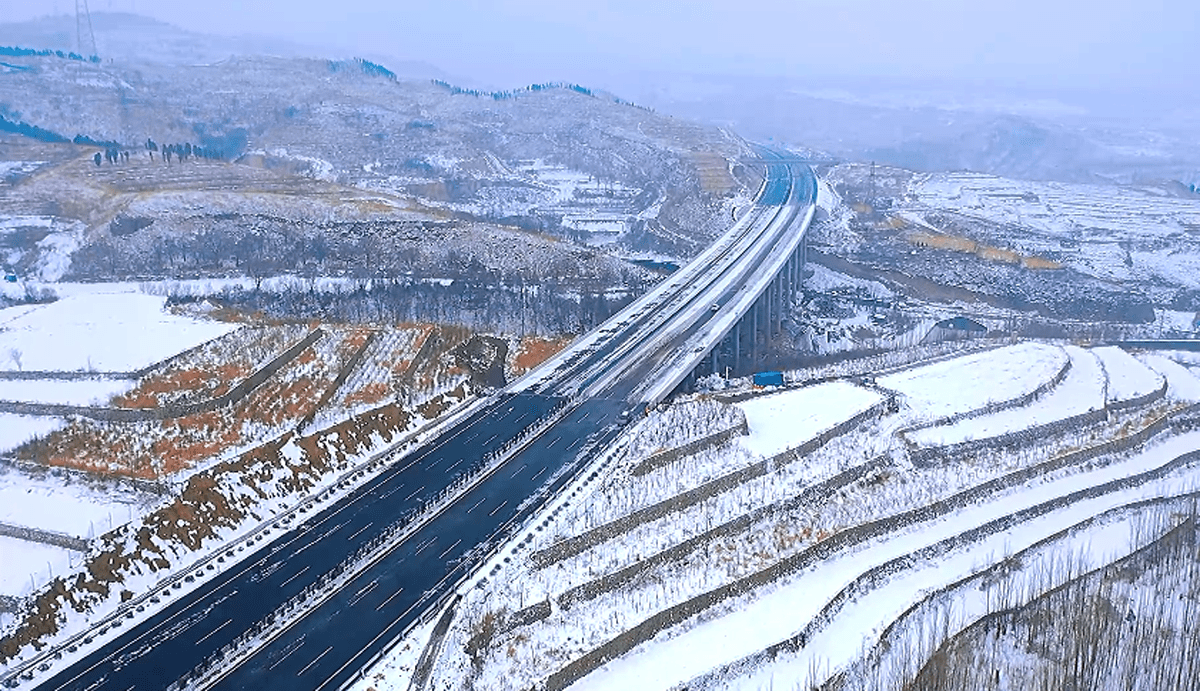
[733,320,741,369]
[675,167,815,393]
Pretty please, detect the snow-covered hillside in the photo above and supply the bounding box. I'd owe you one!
[346,340,1200,691]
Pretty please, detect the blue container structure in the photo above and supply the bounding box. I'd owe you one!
[753,371,784,387]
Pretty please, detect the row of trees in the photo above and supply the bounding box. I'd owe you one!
[327,57,397,80]
[0,111,238,163]
[167,280,634,337]
[0,45,99,62]
[93,148,128,165]
[430,79,651,111]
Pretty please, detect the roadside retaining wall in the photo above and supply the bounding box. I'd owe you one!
[410,594,462,691]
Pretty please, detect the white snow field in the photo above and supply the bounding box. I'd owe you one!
[0,292,237,372]
[1092,346,1164,403]
[0,464,156,538]
[736,381,883,458]
[908,345,1105,447]
[0,414,65,455]
[877,342,1066,421]
[0,536,75,598]
[0,378,135,406]
[569,431,1200,691]
[907,173,1200,288]
[1138,353,1200,401]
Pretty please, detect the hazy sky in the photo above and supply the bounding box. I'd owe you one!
[2,0,1197,92]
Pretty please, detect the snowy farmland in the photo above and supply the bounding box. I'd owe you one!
[903,172,1200,290]
[0,292,238,373]
[0,281,573,673]
[907,345,1106,448]
[358,340,1200,691]
[737,381,883,457]
[0,379,135,406]
[878,341,1066,422]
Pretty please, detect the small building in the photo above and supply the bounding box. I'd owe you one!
[923,316,987,344]
[3,272,17,283]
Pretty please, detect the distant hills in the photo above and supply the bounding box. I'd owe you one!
[0,12,445,78]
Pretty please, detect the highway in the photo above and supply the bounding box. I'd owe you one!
[21,155,814,691]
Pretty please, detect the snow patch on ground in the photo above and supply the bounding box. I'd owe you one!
[0,293,238,372]
[0,464,157,538]
[0,537,75,598]
[908,345,1105,447]
[804,263,894,300]
[0,379,135,406]
[736,382,883,458]
[0,415,64,454]
[1138,353,1200,401]
[878,342,1066,421]
[1092,346,1164,403]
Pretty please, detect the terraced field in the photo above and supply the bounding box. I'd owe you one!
[363,341,1200,691]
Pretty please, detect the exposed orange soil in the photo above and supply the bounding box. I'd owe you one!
[111,363,250,409]
[512,336,574,375]
[344,382,391,408]
[908,230,1063,270]
[20,331,357,480]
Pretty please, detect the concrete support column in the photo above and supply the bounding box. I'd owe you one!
[752,300,761,369]
[768,279,776,338]
[733,319,742,372]
[775,275,784,335]
[773,278,780,334]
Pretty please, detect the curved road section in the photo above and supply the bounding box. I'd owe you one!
[23,156,815,691]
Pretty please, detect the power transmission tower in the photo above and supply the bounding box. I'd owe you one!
[76,0,97,58]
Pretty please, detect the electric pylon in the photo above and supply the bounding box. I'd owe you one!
[75,0,97,59]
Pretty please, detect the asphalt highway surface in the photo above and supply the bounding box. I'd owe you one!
[27,157,804,691]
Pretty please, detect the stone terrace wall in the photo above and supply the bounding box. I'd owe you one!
[537,406,1200,690]
[0,329,324,422]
